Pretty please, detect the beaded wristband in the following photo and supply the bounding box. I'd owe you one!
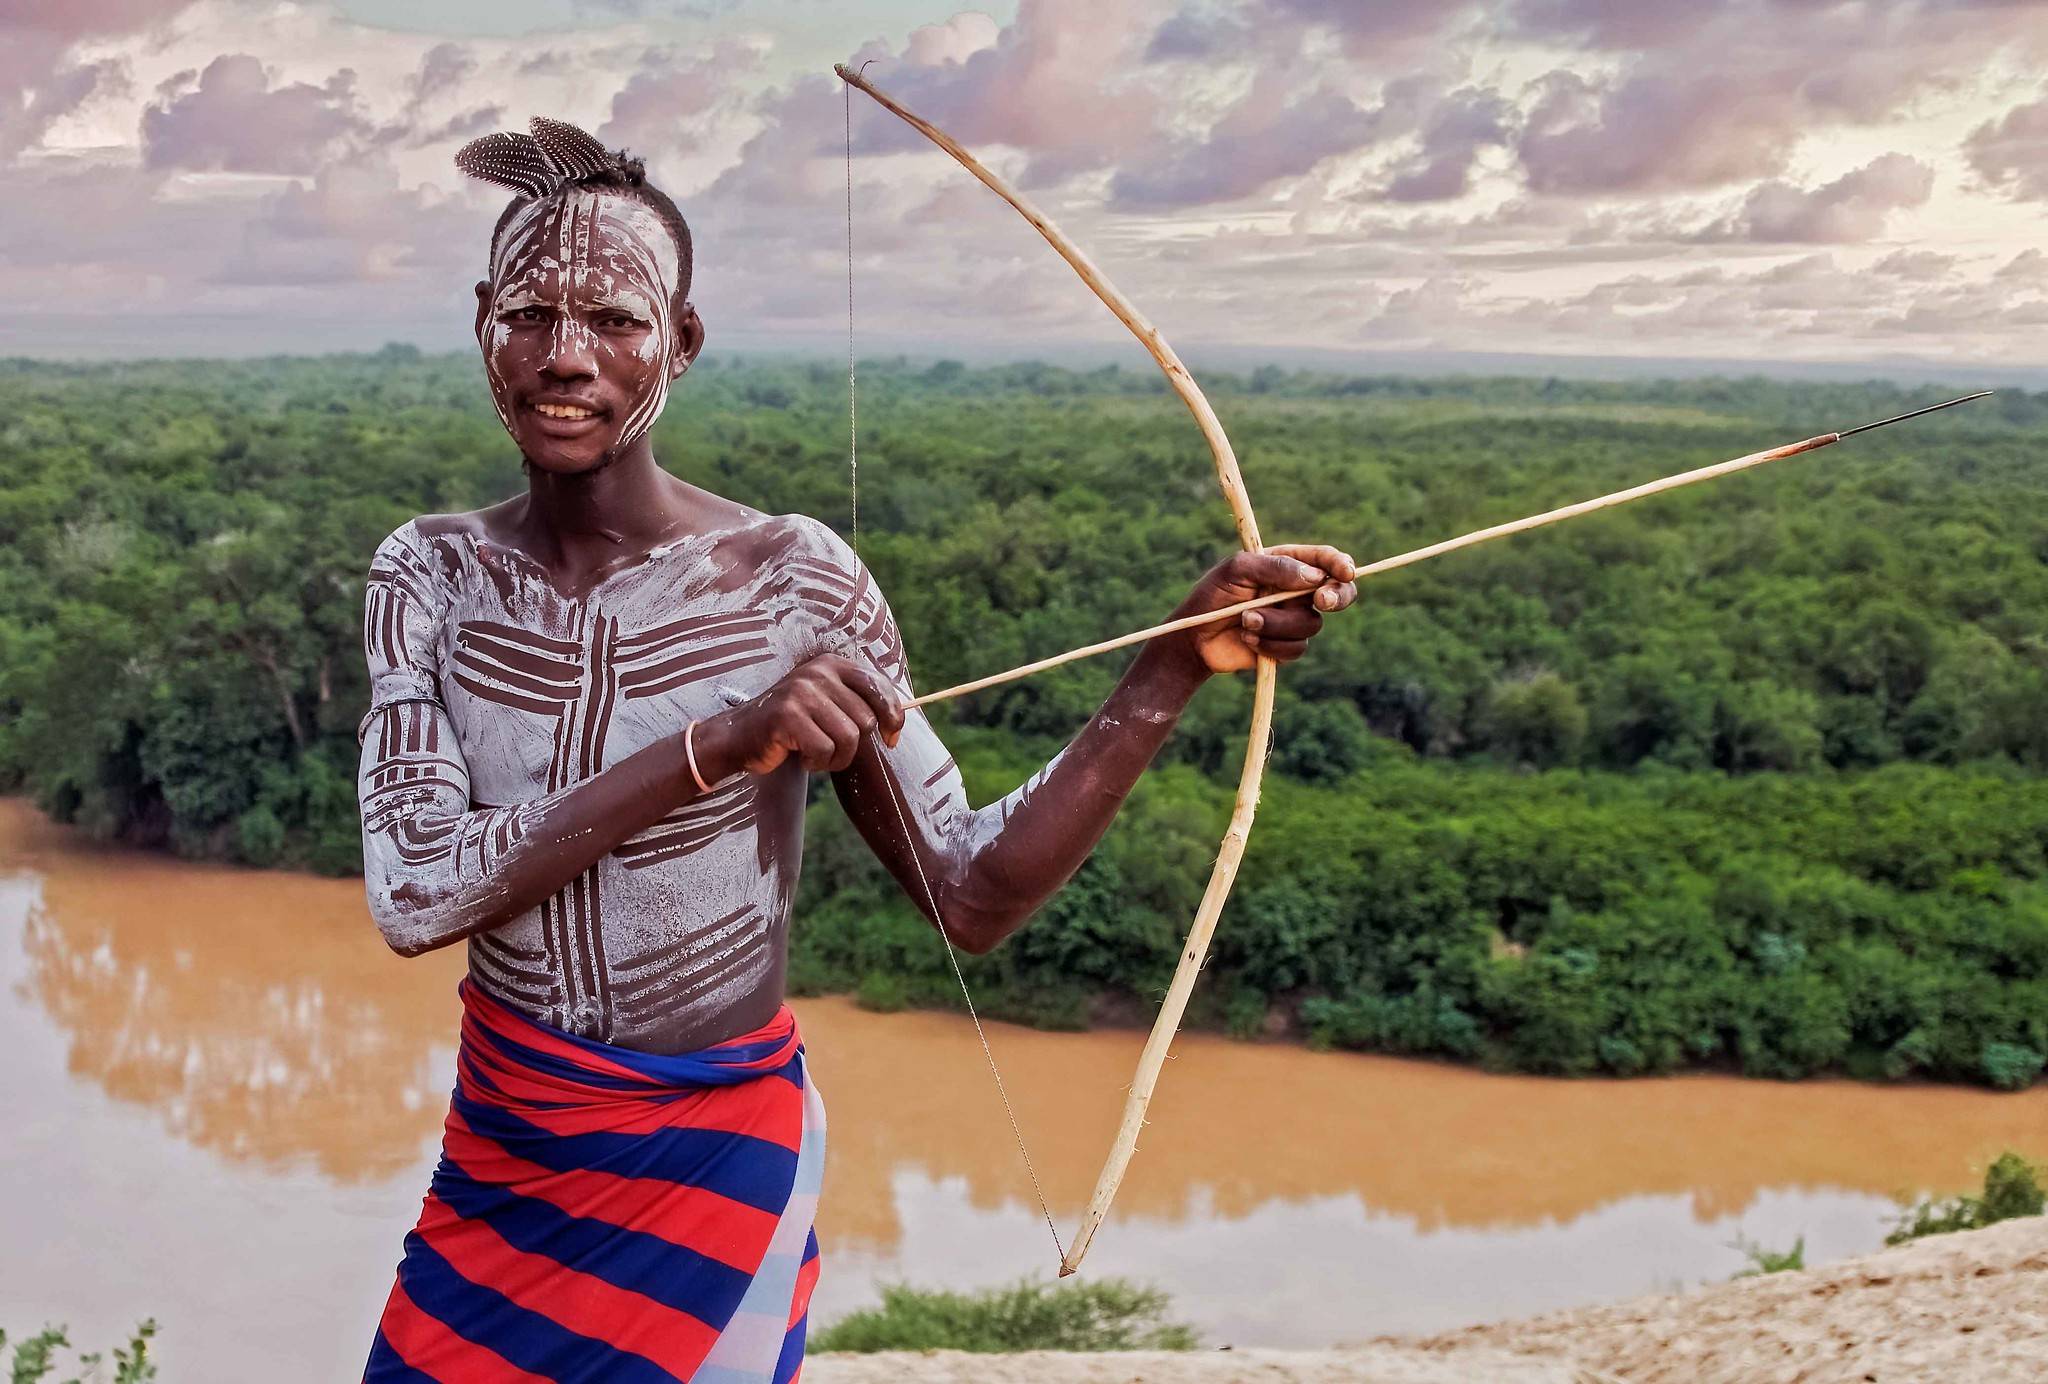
[683,718,715,794]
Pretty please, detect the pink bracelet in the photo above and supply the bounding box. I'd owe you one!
[684,719,715,794]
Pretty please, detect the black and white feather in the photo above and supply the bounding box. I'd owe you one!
[529,117,613,182]
[454,116,632,198]
[453,131,561,198]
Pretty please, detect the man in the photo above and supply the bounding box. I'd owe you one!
[357,116,1357,1383]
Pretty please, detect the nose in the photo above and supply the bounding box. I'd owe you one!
[541,317,598,382]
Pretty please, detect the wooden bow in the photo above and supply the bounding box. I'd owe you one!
[835,61,1274,1275]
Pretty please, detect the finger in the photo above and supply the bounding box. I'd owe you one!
[1233,551,1328,594]
[809,702,865,772]
[821,676,881,740]
[1253,637,1310,663]
[821,659,903,740]
[1265,543,1358,583]
[1245,605,1322,642]
[1314,579,1359,613]
[846,664,907,742]
[791,719,839,772]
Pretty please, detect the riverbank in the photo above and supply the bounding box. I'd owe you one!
[808,1345,1585,1383]
[809,1215,2048,1382]
[1419,1211,2047,1382]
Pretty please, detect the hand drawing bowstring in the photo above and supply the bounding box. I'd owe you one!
[836,59,1990,1278]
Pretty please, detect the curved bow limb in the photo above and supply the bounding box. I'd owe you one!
[834,61,1276,1275]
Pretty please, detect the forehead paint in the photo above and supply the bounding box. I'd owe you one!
[481,189,684,449]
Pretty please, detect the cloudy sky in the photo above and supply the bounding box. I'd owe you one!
[6,0,2048,367]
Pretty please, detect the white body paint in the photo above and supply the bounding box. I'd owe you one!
[356,511,1029,1048]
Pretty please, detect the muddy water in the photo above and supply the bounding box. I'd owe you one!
[2,798,2042,1375]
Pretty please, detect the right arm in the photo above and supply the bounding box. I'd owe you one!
[356,525,726,956]
[358,701,717,955]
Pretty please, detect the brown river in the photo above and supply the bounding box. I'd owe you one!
[2,798,2042,1378]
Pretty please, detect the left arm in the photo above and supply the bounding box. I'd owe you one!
[828,544,1357,953]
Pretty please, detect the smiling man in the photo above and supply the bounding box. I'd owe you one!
[355,116,1357,1384]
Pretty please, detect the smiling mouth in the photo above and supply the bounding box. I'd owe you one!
[530,401,602,420]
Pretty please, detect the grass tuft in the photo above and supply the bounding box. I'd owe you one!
[811,1276,1197,1353]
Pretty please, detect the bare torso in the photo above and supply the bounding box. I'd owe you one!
[361,493,923,1053]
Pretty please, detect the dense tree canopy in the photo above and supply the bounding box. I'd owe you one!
[1,350,2041,1087]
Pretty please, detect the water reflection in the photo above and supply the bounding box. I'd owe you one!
[813,1173,1898,1344]
[7,800,464,1181]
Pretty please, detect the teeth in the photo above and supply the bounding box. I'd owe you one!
[534,403,595,419]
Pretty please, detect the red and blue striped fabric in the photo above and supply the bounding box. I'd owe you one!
[365,980,826,1383]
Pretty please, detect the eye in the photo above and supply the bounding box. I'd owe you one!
[598,312,645,331]
[502,305,550,325]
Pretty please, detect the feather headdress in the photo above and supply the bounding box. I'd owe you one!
[454,116,640,198]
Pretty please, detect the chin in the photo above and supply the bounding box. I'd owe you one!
[515,424,623,473]
[523,443,619,475]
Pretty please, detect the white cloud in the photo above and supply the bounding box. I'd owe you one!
[2,0,2046,367]
[1706,155,1935,245]
[1966,92,2048,201]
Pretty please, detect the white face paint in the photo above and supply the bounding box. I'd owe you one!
[478,188,685,457]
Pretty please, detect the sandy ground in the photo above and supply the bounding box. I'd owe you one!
[808,1216,2045,1383]
[807,1344,1588,1383]
[1417,1213,2048,1383]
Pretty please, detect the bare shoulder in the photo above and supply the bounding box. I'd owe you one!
[741,510,858,574]
[411,497,520,547]
[374,502,515,592]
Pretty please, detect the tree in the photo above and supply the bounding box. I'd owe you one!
[1475,670,1586,767]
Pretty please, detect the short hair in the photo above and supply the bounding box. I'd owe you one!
[488,158,694,310]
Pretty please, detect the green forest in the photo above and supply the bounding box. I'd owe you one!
[2,350,2044,1090]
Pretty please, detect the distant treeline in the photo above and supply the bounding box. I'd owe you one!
[1,349,2042,1087]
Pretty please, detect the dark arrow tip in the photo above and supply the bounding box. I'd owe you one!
[1836,390,1994,439]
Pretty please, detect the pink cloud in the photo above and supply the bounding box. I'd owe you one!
[1109,75,1377,210]
[1,0,190,155]
[598,42,763,159]
[1871,249,1958,281]
[142,55,371,174]
[1518,68,1808,195]
[841,0,1171,186]
[905,12,1000,67]
[411,43,475,104]
[1272,0,1468,55]
[1966,94,2048,201]
[219,160,480,287]
[1510,2,2048,196]
[1382,86,1514,203]
[1709,154,1935,244]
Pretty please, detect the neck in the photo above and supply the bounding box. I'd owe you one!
[518,438,691,557]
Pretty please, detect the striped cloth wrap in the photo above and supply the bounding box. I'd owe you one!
[365,979,826,1383]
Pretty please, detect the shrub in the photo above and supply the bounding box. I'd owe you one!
[1887,1150,2045,1244]
[1223,986,1268,1040]
[1730,1235,1805,1278]
[234,804,285,867]
[1,1320,158,1383]
[811,1277,1197,1353]
[854,971,909,1013]
[1981,1042,2045,1092]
